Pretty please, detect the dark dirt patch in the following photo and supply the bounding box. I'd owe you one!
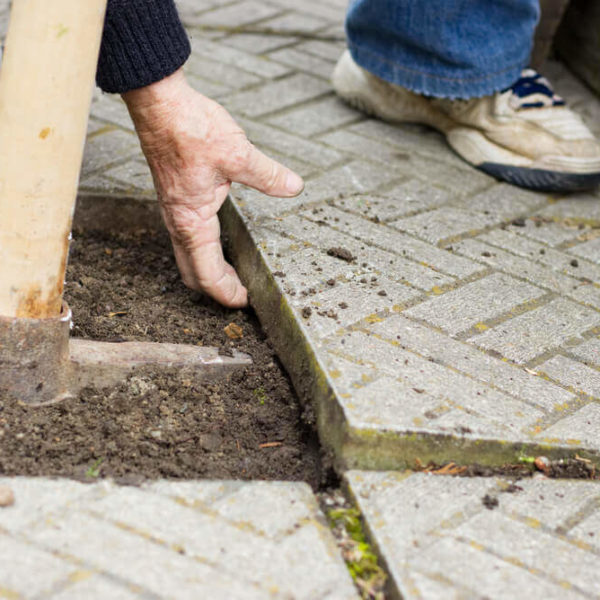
[327,246,355,263]
[0,228,327,488]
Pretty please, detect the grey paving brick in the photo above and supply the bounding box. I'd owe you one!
[570,511,600,553]
[536,193,600,224]
[30,511,263,599]
[301,205,484,279]
[266,0,345,22]
[264,215,454,291]
[404,273,545,336]
[258,11,327,34]
[186,71,232,98]
[454,183,546,218]
[0,535,77,598]
[509,219,584,247]
[498,478,600,530]
[185,52,261,90]
[335,180,452,222]
[570,337,600,368]
[189,37,291,78]
[568,235,600,265]
[367,314,576,411]
[89,95,134,131]
[200,0,282,27]
[268,46,337,79]
[454,511,600,597]
[239,117,343,168]
[48,575,140,600]
[326,331,543,439]
[536,402,600,447]
[293,39,345,62]
[225,73,330,118]
[291,276,421,340]
[221,31,298,54]
[300,161,400,205]
[389,207,498,244]
[104,159,154,195]
[266,96,361,137]
[24,481,357,600]
[0,477,91,534]
[453,237,600,308]
[538,354,600,398]
[468,298,600,364]
[346,472,600,600]
[480,228,600,282]
[81,129,139,178]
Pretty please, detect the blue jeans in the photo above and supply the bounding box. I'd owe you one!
[346,0,540,99]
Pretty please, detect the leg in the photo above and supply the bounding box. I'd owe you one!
[333,0,600,192]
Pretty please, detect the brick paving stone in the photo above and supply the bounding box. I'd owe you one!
[568,235,600,265]
[48,575,140,600]
[199,0,282,28]
[189,37,291,78]
[367,314,576,411]
[291,276,421,340]
[267,46,338,79]
[185,52,261,90]
[346,472,600,600]
[508,219,585,247]
[467,298,600,365]
[480,228,600,282]
[569,337,600,367]
[264,215,454,291]
[333,182,451,223]
[536,403,600,447]
[389,207,499,244]
[221,31,298,54]
[0,535,79,598]
[225,72,331,118]
[404,273,546,336]
[5,480,356,600]
[301,205,484,278]
[537,354,600,398]
[536,193,600,224]
[238,117,343,168]
[453,237,600,308]
[453,183,546,218]
[103,159,155,195]
[570,512,600,553]
[80,129,140,179]
[325,331,544,440]
[89,94,134,131]
[266,96,361,137]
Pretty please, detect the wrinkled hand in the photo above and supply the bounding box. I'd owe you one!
[122,69,304,308]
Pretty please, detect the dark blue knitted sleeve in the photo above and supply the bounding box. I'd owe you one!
[96,0,191,94]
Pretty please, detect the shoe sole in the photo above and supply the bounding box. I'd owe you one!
[478,163,600,193]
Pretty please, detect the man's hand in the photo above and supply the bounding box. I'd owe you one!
[122,69,304,308]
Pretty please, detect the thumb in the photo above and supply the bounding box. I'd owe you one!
[227,143,304,197]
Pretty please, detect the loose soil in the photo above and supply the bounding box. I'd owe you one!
[0,228,327,488]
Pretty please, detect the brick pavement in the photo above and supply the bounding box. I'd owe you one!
[2,0,600,597]
[0,478,357,600]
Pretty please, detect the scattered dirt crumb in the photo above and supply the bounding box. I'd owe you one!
[327,247,355,263]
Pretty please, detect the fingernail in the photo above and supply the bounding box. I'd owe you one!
[285,172,304,196]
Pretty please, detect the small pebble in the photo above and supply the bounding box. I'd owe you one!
[570,259,579,268]
[0,485,15,507]
[512,218,526,227]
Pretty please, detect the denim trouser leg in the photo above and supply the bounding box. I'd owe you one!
[346,0,540,99]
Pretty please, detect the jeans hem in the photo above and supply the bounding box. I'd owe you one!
[348,43,527,99]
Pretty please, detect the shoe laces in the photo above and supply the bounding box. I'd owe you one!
[504,68,565,110]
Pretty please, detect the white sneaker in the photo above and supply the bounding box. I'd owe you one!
[332,50,600,193]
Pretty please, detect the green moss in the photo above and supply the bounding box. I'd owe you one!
[327,507,387,599]
[253,387,267,405]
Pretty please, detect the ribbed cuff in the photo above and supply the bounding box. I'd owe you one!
[96,0,191,94]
